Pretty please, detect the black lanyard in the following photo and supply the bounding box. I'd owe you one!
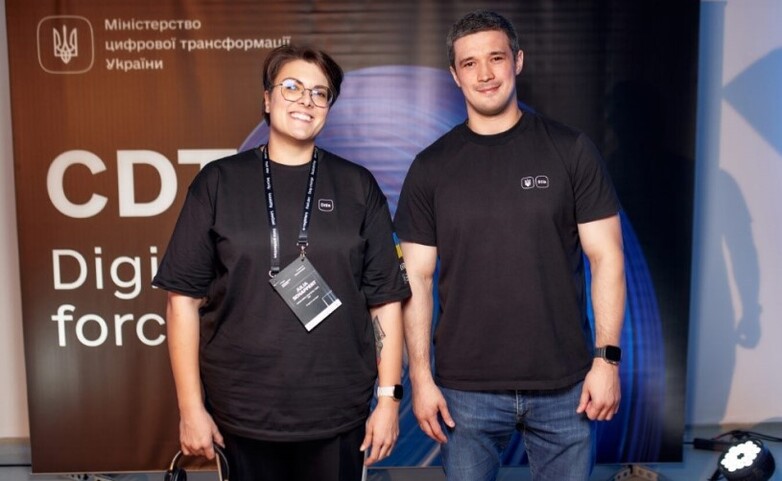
[262,145,319,276]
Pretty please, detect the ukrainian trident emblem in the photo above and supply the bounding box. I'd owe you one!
[53,25,78,64]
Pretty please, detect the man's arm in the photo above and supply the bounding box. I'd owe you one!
[400,242,455,443]
[166,291,223,458]
[361,301,404,465]
[576,214,626,421]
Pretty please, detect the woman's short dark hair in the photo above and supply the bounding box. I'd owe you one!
[261,45,344,125]
[446,10,520,67]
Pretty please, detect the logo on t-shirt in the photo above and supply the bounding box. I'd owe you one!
[521,176,550,189]
[318,199,334,212]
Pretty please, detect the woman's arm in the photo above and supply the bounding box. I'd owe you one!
[166,291,224,459]
[361,301,404,465]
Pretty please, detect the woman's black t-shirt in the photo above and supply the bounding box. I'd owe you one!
[153,147,410,441]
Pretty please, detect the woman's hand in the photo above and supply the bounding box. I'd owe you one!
[360,397,400,465]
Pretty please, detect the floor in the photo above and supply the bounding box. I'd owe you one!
[1,424,781,480]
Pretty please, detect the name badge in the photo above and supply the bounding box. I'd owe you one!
[269,256,341,331]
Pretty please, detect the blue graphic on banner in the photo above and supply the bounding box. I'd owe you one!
[241,65,665,465]
[724,48,782,156]
[242,65,466,215]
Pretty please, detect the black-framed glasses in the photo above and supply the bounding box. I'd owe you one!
[273,78,333,108]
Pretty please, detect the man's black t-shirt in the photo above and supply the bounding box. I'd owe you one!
[153,147,410,441]
[394,112,620,391]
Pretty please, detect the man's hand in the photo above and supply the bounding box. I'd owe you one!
[576,360,621,421]
[412,378,456,443]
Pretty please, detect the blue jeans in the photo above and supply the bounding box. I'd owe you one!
[440,383,594,481]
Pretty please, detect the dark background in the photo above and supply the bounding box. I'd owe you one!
[7,0,698,471]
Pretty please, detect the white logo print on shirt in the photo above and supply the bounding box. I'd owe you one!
[521,176,550,189]
[318,199,334,212]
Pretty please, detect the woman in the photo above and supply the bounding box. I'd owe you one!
[153,45,409,481]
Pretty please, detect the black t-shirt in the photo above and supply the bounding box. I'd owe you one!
[394,112,620,391]
[153,147,410,441]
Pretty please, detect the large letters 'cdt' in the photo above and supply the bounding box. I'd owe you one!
[46,149,236,218]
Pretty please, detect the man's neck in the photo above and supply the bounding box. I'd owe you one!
[466,106,523,135]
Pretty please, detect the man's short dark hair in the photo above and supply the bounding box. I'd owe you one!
[261,45,344,125]
[446,10,520,67]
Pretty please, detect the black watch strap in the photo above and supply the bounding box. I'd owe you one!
[595,345,622,364]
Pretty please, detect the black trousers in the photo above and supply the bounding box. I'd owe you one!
[222,423,365,481]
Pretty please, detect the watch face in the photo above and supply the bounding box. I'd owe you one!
[393,384,404,400]
[604,345,622,362]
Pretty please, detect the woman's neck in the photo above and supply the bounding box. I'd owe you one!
[266,136,316,165]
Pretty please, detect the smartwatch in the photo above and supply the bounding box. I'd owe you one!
[377,384,404,401]
[595,345,622,365]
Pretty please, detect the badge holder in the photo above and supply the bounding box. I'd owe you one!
[270,247,341,331]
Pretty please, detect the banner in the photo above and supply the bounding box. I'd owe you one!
[6,0,699,472]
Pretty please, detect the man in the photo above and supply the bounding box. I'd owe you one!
[394,10,626,481]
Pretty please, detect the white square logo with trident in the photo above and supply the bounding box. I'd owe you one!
[37,16,94,74]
